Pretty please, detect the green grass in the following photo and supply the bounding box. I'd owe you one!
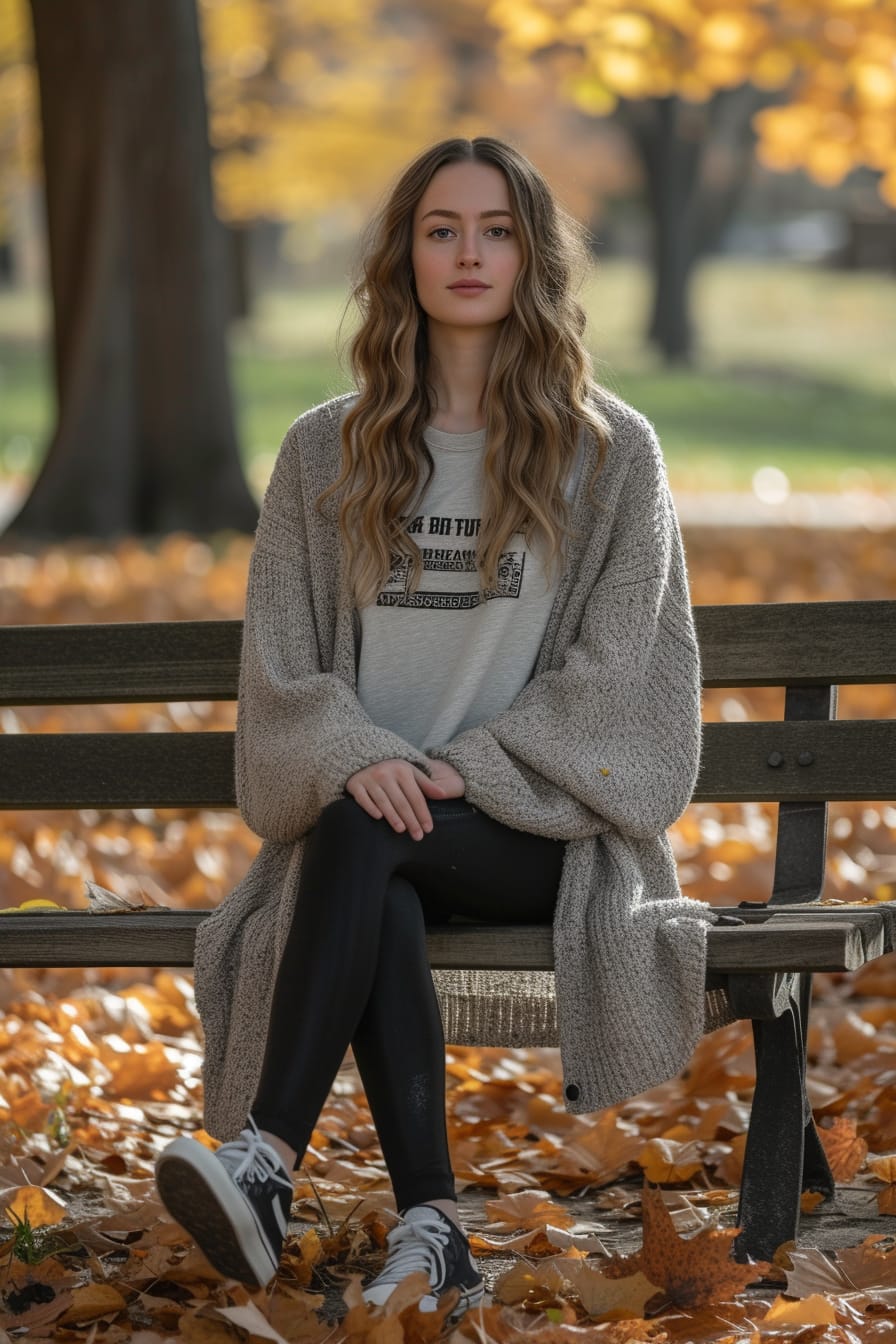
[2,259,895,496]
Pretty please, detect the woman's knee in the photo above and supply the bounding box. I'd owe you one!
[314,794,381,848]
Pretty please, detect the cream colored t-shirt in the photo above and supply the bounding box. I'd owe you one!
[354,424,585,752]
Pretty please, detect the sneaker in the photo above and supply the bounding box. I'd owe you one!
[154,1116,293,1289]
[362,1205,485,1318]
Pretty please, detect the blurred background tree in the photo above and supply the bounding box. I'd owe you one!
[487,0,896,362]
[3,0,258,537]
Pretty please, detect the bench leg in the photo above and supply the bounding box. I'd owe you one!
[734,973,833,1263]
[735,1007,805,1262]
[797,973,835,1202]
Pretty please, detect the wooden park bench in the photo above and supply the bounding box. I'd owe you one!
[1,600,895,1263]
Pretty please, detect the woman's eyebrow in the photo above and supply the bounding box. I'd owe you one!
[421,209,514,221]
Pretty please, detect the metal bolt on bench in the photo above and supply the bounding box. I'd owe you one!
[1,600,895,1262]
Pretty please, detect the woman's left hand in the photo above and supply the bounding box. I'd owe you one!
[425,757,466,798]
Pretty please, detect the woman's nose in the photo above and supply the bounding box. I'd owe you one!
[457,235,482,266]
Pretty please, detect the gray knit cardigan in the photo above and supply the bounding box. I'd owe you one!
[193,388,717,1142]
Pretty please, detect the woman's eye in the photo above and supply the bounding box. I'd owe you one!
[428,226,513,239]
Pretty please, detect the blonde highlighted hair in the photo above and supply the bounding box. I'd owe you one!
[316,136,613,608]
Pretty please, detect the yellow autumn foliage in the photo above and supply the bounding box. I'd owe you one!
[489,0,896,205]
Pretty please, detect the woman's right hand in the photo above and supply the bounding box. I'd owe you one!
[345,757,464,839]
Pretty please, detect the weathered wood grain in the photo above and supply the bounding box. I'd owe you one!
[0,910,882,973]
[1,601,894,706]
[2,719,895,809]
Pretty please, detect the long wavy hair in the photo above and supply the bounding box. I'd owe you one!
[316,136,614,608]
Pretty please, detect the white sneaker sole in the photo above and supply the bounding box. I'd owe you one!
[155,1138,283,1289]
[364,1279,486,1319]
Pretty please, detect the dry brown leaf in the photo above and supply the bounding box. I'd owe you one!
[127,1288,194,1330]
[450,1304,667,1342]
[1,1184,68,1228]
[835,1235,896,1291]
[561,1261,660,1321]
[56,1282,128,1326]
[819,1115,869,1181]
[786,1235,896,1301]
[492,1257,570,1308]
[178,1313,244,1343]
[602,1185,771,1308]
[831,1011,881,1063]
[762,1293,838,1325]
[869,1154,896,1184]
[266,1290,331,1344]
[783,1247,850,1298]
[0,1284,76,1333]
[558,1110,643,1186]
[540,1222,609,1255]
[212,1301,292,1343]
[470,1226,568,1257]
[637,1139,704,1185]
[712,1133,746,1188]
[485,1189,576,1231]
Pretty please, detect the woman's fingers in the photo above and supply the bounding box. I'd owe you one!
[370,780,432,838]
[421,774,463,799]
[376,763,435,836]
[348,784,382,820]
[346,759,451,838]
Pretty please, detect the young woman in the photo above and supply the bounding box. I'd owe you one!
[154,136,710,1319]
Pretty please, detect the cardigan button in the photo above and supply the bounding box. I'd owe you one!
[565,1083,580,1101]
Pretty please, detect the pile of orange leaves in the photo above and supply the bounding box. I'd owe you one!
[3,978,896,1341]
[0,527,895,1341]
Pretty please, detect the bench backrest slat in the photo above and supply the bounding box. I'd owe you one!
[2,720,895,810]
[0,621,242,705]
[1,601,894,705]
[693,601,895,686]
[0,733,236,809]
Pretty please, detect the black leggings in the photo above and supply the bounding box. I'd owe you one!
[249,795,565,1212]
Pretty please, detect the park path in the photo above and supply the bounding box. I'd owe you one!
[1,479,896,535]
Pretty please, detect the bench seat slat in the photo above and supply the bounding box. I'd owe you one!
[0,911,884,973]
[2,721,896,809]
[733,904,894,953]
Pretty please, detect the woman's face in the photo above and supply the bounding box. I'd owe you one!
[411,160,524,331]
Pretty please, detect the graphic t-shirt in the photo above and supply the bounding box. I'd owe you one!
[354,423,585,752]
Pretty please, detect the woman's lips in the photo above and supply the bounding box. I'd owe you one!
[448,283,490,292]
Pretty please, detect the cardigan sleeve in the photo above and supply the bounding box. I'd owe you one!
[426,429,702,842]
[235,418,435,843]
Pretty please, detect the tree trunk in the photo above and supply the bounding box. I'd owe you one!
[616,86,786,366]
[618,95,701,364]
[6,0,258,539]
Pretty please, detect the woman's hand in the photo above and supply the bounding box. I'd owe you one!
[345,758,461,840]
[425,757,466,799]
